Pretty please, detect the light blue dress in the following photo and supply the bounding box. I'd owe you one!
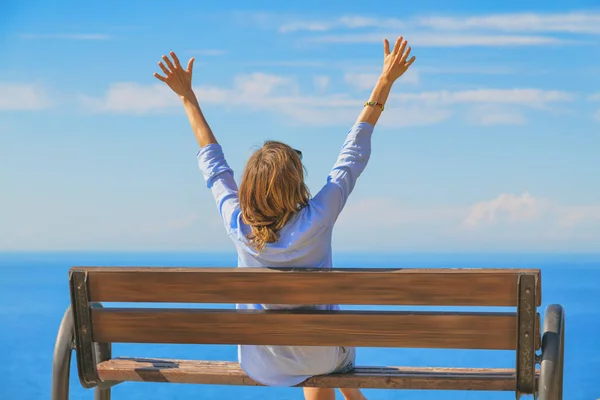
[196,122,374,386]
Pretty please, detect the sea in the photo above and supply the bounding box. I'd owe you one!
[1,252,598,400]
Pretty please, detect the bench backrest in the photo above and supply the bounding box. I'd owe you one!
[68,267,541,391]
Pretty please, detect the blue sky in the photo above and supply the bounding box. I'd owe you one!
[1,0,599,252]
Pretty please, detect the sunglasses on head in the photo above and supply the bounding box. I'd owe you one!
[294,149,303,160]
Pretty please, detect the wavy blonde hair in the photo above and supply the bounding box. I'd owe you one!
[239,141,310,252]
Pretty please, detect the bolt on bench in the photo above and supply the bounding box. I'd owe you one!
[51,267,565,400]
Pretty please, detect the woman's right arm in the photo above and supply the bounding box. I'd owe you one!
[312,36,416,224]
[154,51,239,235]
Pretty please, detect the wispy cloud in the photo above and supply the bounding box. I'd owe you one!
[589,93,600,121]
[307,33,569,47]
[82,73,577,127]
[345,70,419,91]
[244,60,334,68]
[464,192,541,229]
[312,75,330,91]
[333,193,600,251]
[391,88,574,108]
[20,33,111,40]
[466,105,526,126]
[415,12,600,34]
[0,83,53,111]
[79,83,177,114]
[188,49,228,56]
[278,11,600,35]
[279,16,406,33]
[271,11,599,47]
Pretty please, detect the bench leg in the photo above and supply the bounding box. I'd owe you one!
[94,386,111,400]
[538,304,565,400]
[52,306,75,400]
[94,342,113,400]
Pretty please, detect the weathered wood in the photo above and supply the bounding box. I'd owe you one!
[73,267,542,306]
[91,308,522,349]
[97,357,540,391]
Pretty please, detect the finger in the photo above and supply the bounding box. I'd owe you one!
[170,51,182,69]
[405,56,416,68]
[392,36,403,55]
[396,39,407,60]
[158,61,170,76]
[162,55,175,71]
[383,38,390,57]
[153,72,167,82]
[401,46,412,63]
[186,57,195,73]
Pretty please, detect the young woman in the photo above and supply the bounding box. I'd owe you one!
[154,36,415,400]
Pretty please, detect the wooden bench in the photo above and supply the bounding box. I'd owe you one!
[51,267,565,400]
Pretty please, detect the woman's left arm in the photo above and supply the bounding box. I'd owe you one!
[154,51,217,148]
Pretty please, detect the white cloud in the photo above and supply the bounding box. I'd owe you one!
[474,111,525,126]
[344,73,381,91]
[313,75,330,91]
[466,105,526,126]
[279,16,405,33]
[278,11,600,35]
[279,21,332,33]
[333,194,600,251]
[188,49,228,56]
[80,83,179,114]
[594,109,600,122]
[21,33,111,40]
[392,88,574,108]
[417,65,516,75]
[83,73,572,128]
[382,107,452,128]
[416,12,600,34]
[233,72,298,98]
[345,70,419,91]
[273,11,600,48]
[556,205,600,228]
[309,33,568,47]
[245,61,517,76]
[589,93,600,101]
[464,192,541,229]
[243,60,330,68]
[0,83,53,110]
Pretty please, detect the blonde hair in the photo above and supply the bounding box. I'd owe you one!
[239,141,310,252]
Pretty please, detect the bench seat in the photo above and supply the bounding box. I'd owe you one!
[97,357,539,391]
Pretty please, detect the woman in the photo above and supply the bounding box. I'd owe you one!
[154,36,415,400]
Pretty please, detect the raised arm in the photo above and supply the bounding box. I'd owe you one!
[313,36,416,224]
[154,51,240,236]
[356,36,416,126]
[153,51,217,148]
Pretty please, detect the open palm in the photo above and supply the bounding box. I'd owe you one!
[154,51,195,97]
[382,36,416,82]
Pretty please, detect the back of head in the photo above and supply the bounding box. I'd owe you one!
[239,141,310,252]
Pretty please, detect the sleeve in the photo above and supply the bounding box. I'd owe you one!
[196,143,241,235]
[311,122,374,225]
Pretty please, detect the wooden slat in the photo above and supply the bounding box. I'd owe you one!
[74,267,542,306]
[97,358,539,391]
[91,308,520,349]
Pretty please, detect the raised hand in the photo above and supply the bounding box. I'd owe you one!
[382,36,416,83]
[154,51,195,97]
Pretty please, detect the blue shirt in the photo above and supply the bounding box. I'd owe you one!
[196,122,374,386]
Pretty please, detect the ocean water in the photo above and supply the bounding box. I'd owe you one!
[1,252,598,400]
